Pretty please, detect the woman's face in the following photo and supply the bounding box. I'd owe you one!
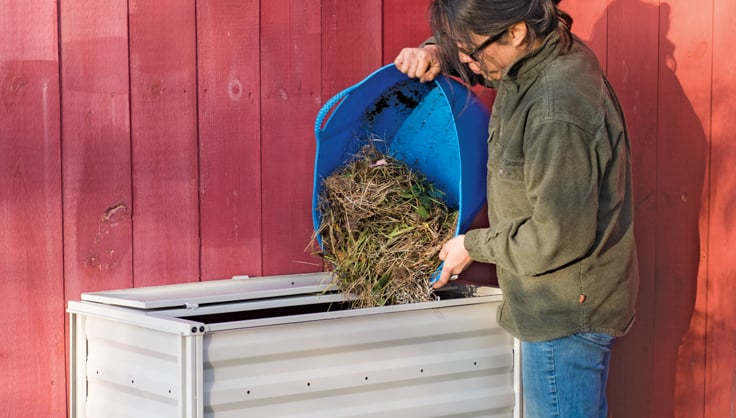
[457,24,536,81]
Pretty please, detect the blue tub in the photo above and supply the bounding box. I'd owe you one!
[313,64,490,265]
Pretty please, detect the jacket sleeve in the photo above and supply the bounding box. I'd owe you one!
[420,37,436,48]
[464,120,609,276]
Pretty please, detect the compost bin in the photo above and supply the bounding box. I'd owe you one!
[68,273,519,417]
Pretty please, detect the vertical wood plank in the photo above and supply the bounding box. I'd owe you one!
[604,1,659,416]
[382,0,431,66]
[129,0,199,286]
[314,1,382,274]
[655,1,712,417]
[260,0,323,276]
[563,0,609,68]
[706,0,736,415]
[0,1,66,415]
[197,0,262,280]
[60,2,133,296]
[321,0,382,100]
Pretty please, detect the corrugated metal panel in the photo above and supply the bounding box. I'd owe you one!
[80,316,195,418]
[202,301,514,417]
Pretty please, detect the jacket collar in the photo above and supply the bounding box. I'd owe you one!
[501,30,563,87]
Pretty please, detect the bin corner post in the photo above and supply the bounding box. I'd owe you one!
[68,310,87,418]
[514,337,523,418]
[180,332,204,418]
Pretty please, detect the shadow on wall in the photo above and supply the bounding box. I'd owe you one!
[586,1,710,417]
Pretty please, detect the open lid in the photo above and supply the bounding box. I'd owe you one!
[80,272,335,310]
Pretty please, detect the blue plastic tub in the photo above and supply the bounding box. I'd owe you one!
[312,64,490,269]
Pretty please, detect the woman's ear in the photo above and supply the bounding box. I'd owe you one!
[507,22,529,48]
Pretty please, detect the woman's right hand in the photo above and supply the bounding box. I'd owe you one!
[393,44,442,83]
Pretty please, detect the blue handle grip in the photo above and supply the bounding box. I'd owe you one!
[314,85,357,141]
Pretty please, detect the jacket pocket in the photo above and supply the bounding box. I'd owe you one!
[488,139,527,218]
[488,138,524,182]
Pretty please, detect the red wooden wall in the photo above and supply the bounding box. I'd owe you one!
[1,0,734,417]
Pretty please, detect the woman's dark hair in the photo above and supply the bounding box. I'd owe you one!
[429,0,573,84]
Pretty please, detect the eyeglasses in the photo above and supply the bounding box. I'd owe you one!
[462,30,507,61]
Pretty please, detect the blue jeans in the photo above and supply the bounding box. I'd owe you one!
[521,333,615,418]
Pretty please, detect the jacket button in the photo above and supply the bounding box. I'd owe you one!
[498,168,504,176]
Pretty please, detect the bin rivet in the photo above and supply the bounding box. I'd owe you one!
[199,326,205,333]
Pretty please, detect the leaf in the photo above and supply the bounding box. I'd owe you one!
[417,205,430,219]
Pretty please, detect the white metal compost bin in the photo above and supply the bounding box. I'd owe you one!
[68,272,521,418]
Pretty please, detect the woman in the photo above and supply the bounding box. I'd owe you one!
[394,1,640,417]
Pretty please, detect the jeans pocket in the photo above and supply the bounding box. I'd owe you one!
[575,332,615,348]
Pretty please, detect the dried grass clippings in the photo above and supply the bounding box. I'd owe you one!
[312,143,458,308]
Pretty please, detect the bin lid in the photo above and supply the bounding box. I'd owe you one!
[80,272,335,310]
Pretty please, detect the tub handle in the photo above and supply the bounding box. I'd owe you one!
[314,85,357,140]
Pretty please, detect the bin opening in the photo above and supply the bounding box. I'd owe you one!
[172,285,479,324]
[183,301,352,324]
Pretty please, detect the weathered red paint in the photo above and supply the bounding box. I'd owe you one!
[60,0,133,300]
[129,0,200,287]
[704,0,736,415]
[0,1,66,416]
[197,0,263,280]
[602,0,660,416]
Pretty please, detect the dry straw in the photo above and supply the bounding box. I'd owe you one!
[313,143,458,308]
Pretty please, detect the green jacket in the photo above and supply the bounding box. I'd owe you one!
[463,32,639,342]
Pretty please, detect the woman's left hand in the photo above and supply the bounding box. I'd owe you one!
[434,234,474,289]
